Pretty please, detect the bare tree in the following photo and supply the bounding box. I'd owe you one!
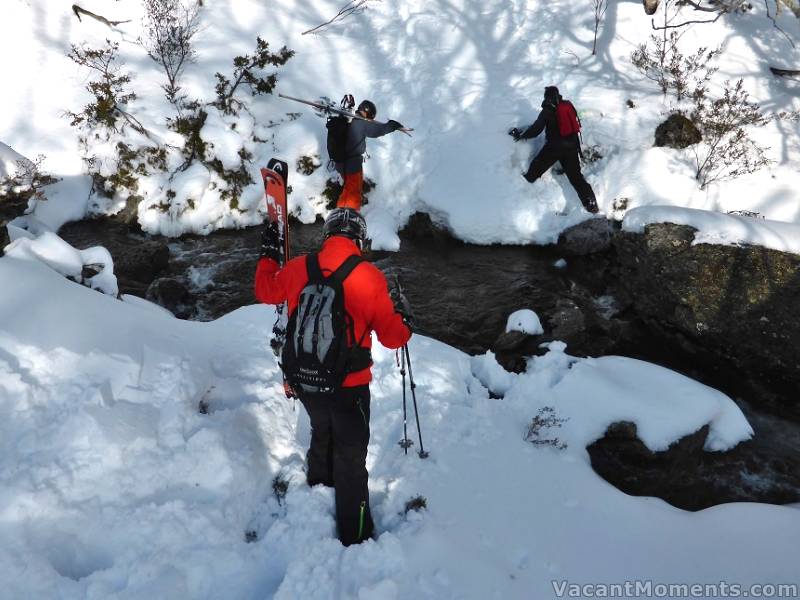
[592,0,608,55]
[139,0,200,106]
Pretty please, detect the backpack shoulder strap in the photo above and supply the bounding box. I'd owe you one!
[327,254,364,288]
[306,253,324,284]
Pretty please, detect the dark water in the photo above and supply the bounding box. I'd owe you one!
[59,218,800,508]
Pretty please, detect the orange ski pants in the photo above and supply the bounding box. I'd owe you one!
[337,170,364,210]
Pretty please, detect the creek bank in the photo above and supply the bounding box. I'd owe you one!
[55,213,800,510]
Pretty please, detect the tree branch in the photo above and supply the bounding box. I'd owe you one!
[763,0,796,48]
[770,66,800,77]
[72,4,131,28]
[302,0,374,35]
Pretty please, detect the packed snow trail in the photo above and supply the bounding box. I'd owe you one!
[1,252,798,598]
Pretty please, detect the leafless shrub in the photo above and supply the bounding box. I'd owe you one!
[690,79,772,188]
[140,0,200,106]
[0,155,57,202]
[525,407,569,450]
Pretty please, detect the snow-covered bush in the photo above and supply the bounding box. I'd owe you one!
[0,154,56,204]
[690,79,772,189]
[66,24,294,223]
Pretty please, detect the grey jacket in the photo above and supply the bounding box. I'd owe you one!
[337,118,396,174]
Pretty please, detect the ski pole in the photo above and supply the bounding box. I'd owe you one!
[398,349,412,454]
[403,343,429,459]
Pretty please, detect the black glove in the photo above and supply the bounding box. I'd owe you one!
[508,127,522,141]
[260,222,283,263]
[387,119,404,132]
[388,276,414,328]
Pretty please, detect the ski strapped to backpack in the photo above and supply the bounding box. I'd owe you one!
[281,253,372,393]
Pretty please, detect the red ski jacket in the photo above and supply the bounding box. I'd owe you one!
[254,235,412,387]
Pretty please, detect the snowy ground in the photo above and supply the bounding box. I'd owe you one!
[2,0,799,248]
[2,245,799,599]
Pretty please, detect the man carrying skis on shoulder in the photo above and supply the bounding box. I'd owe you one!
[509,86,599,214]
[254,207,413,546]
[329,97,405,211]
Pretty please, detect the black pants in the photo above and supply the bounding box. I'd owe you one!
[524,144,597,212]
[299,385,374,546]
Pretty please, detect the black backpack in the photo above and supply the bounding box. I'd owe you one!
[326,116,352,163]
[281,253,370,392]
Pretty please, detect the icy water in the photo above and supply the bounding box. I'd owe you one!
[59,218,800,509]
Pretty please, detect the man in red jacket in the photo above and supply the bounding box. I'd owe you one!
[254,208,412,546]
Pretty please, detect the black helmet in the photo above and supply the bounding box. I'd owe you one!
[357,99,377,120]
[323,208,367,246]
[543,86,561,107]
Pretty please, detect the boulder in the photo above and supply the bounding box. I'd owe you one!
[588,420,800,510]
[614,222,800,410]
[556,218,613,256]
[114,241,170,284]
[146,277,192,318]
[654,113,702,149]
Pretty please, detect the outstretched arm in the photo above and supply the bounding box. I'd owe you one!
[519,111,547,140]
[352,119,398,139]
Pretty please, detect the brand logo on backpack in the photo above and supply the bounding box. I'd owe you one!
[281,254,370,392]
[555,100,581,137]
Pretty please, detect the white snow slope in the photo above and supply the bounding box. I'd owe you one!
[1,0,799,248]
[2,251,799,599]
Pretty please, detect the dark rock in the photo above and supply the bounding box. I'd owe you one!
[146,277,192,318]
[643,0,660,15]
[114,241,170,284]
[588,421,800,510]
[654,113,702,149]
[548,298,586,340]
[614,222,800,412]
[493,330,544,372]
[556,218,613,256]
[400,212,460,244]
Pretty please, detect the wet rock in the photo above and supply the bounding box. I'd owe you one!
[588,421,800,510]
[654,113,702,149]
[400,212,460,244]
[493,330,543,372]
[114,241,169,284]
[556,218,613,256]
[615,223,800,412]
[146,277,193,318]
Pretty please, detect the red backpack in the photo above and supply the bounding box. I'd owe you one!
[555,100,581,137]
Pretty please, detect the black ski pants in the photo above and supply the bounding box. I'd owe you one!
[524,143,597,211]
[299,385,374,546]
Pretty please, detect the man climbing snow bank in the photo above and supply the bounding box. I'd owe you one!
[329,98,406,210]
[510,86,599,214]
[254,207,413,546]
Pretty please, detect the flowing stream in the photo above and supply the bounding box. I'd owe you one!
[59,218,800,509]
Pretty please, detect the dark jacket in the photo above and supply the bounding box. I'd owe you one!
[519,101,579,150]
[338,118,396,174]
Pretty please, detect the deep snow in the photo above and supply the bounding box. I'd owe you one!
[1,238,798,599]
[3,0,800,597]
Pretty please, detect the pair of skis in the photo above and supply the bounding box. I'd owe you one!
[260,158,294,398]
[278,93,414,136]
